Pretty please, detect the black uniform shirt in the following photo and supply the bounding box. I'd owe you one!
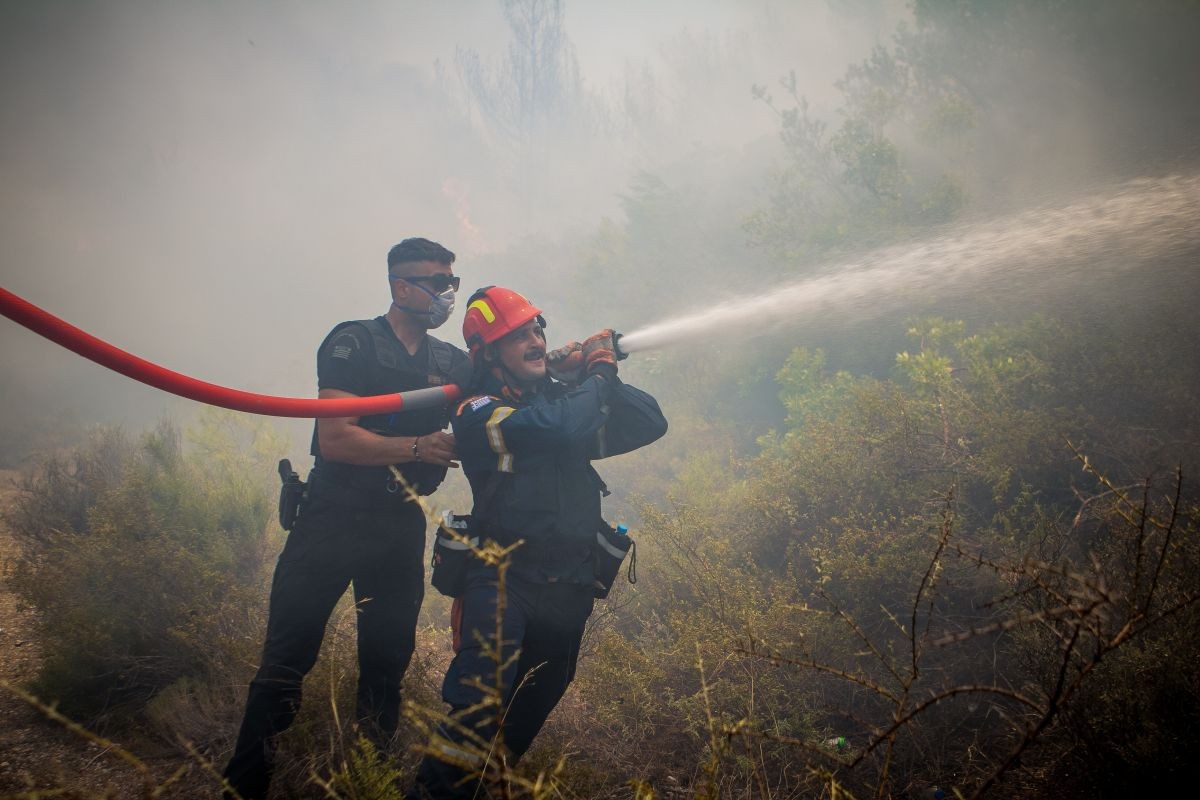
[309,318,468,498]
[317,321,430,398]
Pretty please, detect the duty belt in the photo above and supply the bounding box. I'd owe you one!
[307,468,419,511]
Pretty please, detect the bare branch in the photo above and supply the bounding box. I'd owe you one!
[736,645,901,705]
[819,588,906,685]
[849,684,1042,767]
[1144,464,1184,615]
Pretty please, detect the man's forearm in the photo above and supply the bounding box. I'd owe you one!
[318,425,420,466]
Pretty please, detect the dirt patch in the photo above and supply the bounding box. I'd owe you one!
[0,469,212,798]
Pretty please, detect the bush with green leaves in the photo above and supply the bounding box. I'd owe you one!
[5,411,281,725]
[543,314,1200,798]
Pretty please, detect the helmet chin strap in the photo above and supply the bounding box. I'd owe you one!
[488,351,543,397]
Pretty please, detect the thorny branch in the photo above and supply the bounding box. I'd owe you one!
[729,453,1193,798]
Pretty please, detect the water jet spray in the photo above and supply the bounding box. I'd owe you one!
[2,173,1196,419]
[615,173,1200,356]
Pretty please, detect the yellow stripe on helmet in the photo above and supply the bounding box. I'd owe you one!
[468,298,496,324]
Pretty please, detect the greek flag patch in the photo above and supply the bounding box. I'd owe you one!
[470,396,494,411]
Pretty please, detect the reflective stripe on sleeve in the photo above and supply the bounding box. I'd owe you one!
[486,406,516,472]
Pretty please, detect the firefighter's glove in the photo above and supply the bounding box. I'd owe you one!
[582,329,618,381]
[546,341,584,384]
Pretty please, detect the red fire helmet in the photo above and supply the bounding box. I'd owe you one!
[462,285,544,352]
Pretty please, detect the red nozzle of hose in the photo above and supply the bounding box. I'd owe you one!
[0,286,461,418]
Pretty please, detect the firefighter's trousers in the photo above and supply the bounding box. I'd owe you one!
[411,565,594,799]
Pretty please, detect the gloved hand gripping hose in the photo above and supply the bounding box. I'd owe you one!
[0,286,461,418]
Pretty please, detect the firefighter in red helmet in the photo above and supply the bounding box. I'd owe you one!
[410,286,668,799]
[461,284,547,354]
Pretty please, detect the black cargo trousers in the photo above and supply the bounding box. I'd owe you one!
[223,488,426,800]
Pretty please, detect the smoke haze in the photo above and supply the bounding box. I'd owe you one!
[6,8,1200,798]
[1,0,1197,451]
[0,0,898,435]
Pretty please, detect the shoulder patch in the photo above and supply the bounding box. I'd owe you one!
[456,395,501,416]
[328,331,361,360]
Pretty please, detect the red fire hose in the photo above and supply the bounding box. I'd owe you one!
[0,286,461,418]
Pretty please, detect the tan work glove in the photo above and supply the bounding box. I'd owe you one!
[546,341,585,384]
[582,329,618,380]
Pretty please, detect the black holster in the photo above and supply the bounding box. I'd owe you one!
[277,458,308,531]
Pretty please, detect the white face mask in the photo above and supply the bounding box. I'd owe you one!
[393,282,456,329]
[423,288,456,329]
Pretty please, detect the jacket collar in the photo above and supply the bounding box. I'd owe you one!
[480,365,552,404]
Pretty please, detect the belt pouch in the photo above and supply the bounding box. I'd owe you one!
[593,521,633,599]
[431,512,478,598]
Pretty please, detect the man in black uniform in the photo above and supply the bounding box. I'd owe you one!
[224,238,472,800]
[409,286,667,799]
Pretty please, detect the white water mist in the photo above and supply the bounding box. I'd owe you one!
[617,174,1200,354]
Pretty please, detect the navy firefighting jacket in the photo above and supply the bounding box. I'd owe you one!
[453,370,667,582]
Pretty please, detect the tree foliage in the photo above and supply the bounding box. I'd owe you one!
[747,0,1200,265]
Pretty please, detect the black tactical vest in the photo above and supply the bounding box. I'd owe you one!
[310,318,470,504]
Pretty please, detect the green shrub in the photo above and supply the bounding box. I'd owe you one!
[544,315,1200,798]
[5,411,279,724]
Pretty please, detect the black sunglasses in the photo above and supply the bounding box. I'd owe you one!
[390,273,461,293]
